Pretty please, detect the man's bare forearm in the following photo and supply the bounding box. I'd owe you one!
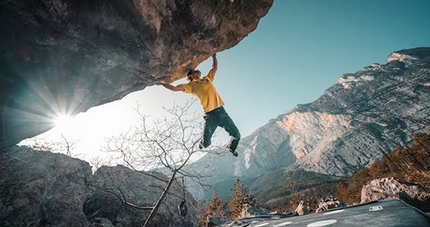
[157,82,184,92]
[159,83,174,90]
[212,53,218,70]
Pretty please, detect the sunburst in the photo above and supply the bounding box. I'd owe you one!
[53,115,75,130]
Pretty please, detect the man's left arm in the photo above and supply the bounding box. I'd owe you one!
[207,53,218,80]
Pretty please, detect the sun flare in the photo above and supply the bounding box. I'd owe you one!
[54,115,74,129]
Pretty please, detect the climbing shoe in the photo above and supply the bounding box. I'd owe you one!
[227,147,238,157]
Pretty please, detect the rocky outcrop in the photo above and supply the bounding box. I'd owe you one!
[239,204,270,218]
[0,146,198,227]
[86,165,198,227]
[315,198,347,213]
[0,146,92,226]
[207,216,231,227]
[0,0,273,149]
[361,177,430,212]
[294,200,309,216]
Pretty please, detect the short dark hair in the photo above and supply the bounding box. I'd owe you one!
[187,69,194,76]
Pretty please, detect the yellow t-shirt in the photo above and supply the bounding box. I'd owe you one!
[180,71,224,113]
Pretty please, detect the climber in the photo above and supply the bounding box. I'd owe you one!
[157,53,240,157]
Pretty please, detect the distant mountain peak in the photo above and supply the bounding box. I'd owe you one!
[387,52,418,65]
[337,74,375,89]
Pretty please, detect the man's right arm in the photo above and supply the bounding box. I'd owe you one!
[157,82,185,92]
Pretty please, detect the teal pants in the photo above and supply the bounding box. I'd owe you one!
[200,106,241,151]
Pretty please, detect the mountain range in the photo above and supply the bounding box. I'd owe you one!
[187,47,430,200]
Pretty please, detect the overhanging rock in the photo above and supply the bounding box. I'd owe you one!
[0,0,273,149]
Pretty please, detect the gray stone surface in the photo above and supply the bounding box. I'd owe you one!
[207,216,231,227]
[219,199,430,227]
[315,199,347,213]
[0,0,273,149]
[0,146,92,226]
[87,165,198,227]
[0,146,198,227]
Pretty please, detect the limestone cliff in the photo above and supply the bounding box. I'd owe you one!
[0,0,273,149]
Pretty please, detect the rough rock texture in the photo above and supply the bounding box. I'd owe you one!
[239,204,270,218]
[190,48,430,196]
[361,177,430,212]
[86,165,198,227]
[0,146,198,227]
[294,201,309,216]
[0,0,273,149]
[207,216,231,227]
[0,146,92,226]
[315,199,347,213]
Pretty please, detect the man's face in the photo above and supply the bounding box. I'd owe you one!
[187,70,201,81]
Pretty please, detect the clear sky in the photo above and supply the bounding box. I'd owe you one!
[21,0,430,163]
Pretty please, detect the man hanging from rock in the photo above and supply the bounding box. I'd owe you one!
[158,53,240,157]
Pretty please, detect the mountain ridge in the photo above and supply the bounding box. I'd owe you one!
[189,47,430,199]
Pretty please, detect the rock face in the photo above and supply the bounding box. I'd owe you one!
[0,0,273,149]
[0,147,92,226]
[361,177,430,212]
[207,216,231,227]
[86,165,198,227]
[0,146,198,227]
[189,47,430,199]
[315,198,347,213]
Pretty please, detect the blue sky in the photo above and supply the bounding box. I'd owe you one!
[22,0,430,161]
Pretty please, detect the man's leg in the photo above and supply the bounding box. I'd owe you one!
[219,112,241,152]
[200,114,218,149]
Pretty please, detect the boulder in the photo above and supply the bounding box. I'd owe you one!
[315,197,347,213]
[0,146,199,226]
[239,204,270,218]
[0,146,93,226]
[0,0,273,149]
[206,215,231,227]
[361,177,430,212]
[86,165,198,227]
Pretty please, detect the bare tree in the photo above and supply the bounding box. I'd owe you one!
[26,133,78,158]
[104,99,223,226]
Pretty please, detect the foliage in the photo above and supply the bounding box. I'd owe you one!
[253,170,336,198]
[229,179,257,220]
[337,131,430,204]
[286,182,338,213]
[255,180,338,213]
[251,169,342,212]
[198,192,228,226]
[207,192,228,216]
